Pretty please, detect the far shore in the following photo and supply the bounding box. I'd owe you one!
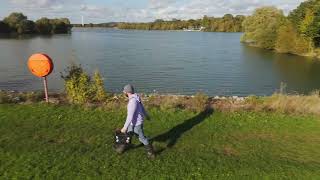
[242,41,320,59]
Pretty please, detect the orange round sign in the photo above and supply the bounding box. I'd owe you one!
[28,53,54,77]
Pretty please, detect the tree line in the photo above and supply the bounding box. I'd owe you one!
[117,14,245,32]
[73,22,118,28]
[0,12,71,35]
[241,0,320,57]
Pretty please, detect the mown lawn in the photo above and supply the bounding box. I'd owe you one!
[0,104,319,179]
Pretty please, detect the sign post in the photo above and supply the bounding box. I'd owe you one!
[27,53,54,103]
[43,76,49,102]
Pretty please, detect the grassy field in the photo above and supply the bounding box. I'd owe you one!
[0,104,320,179]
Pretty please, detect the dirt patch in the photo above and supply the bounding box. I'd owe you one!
[222,145,239,157]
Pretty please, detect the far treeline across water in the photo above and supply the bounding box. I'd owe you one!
[117,15,245,32]
[73,14,245,32]
[0,12,71,35]
[241,0,320,58]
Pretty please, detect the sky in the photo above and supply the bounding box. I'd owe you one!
[0,0,306,23]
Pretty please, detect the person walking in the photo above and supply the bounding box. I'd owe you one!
[121,84,155,158]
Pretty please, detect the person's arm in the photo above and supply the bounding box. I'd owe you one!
[122,99,137,132]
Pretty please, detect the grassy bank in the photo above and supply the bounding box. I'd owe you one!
[0,104,319,179]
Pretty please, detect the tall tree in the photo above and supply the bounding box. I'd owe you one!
[3,12,27,32]
[289,0,320,47]
[242,6,286,49]
[276,21,298,53]
[17,20,36,34]
[51,18,71,34]
[36,18,53,34]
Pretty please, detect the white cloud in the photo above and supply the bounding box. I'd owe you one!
[10,0,62,8]
[144,0,305,20]
[2,0,306,23]
[149,0,176,10]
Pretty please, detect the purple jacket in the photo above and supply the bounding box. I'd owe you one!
[123,94,147,129]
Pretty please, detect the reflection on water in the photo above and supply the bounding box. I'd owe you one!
[242,45,320,94]
[0,28,320,96]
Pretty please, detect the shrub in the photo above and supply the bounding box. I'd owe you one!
[0,91,11,103]
[22,91,44,102]
[145,95,185,111]
[61,64,107,104]
[160,96,183,111]
[263,93,320,115]
[279,82,287,94]
[191,93,209,112]
[92,70,107,102]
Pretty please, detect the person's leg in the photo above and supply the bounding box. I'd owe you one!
[133,125,155,158]
[133,125,149,145]
[127,125,133,133]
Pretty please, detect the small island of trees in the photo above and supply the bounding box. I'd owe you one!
[0,12,71,35]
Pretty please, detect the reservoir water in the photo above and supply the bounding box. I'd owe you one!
[1,28,320,96]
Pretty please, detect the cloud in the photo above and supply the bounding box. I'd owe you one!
[10,0,65,8]
[144,0,305,20]
[149,0,176,10]
[2,0,306,23]
[5,0,83,21]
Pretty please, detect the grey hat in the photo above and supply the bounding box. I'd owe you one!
[123,84,134,93]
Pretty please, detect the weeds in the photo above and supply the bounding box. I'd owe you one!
[0,91,43,103]
[263,92,320,115]
[0,91,11,103]
[92,70,107,102]
[1,88,320,116]
[22,91,44,103]
[213,91,320,116]
[145,93,208,112]
[192,92,209,112]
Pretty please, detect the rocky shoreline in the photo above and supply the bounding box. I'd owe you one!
[1,90,320,116]
[0,90,247,103]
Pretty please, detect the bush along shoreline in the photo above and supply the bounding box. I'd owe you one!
[0,12,71,35]
[241,0,320,59]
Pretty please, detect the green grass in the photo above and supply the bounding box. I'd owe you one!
[0,104,320,179]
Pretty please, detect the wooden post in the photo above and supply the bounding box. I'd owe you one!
[43,76,49,103]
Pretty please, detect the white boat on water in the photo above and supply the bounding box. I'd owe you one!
[183,26,205,32]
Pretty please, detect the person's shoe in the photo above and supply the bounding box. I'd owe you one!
[145,144,156,159]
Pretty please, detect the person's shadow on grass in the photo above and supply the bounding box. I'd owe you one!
[152,107,214,152]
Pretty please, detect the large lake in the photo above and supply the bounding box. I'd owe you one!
[1,28,320,96]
